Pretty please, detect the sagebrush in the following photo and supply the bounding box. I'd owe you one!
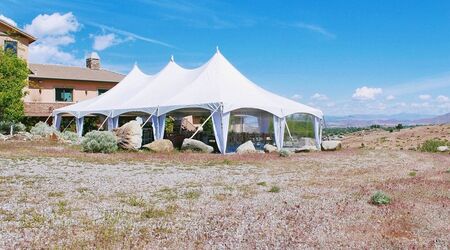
[30,122,60,137]
[371,191,391,205]
[81,131,118,153]
[60,131,79,144]
[419,139,450,152]
[0,121,25,134]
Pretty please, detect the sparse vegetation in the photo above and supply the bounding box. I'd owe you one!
[257,181,267,186]
[408,171,417,177]
[124,196,146,207]
[183,190,201,200]
[370,191,391,205]
[48,191,64,198]
[81,131,118,153]
[141,205,177,219]
[268,186,281,193]
[419,139,450,152]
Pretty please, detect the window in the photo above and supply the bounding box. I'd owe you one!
[55,88,73,102]
[98,89,108,95]
[4,40,17,55]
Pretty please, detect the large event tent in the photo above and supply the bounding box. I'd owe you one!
[53,49,324,153]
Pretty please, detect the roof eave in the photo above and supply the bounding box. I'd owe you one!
[0,19,37,43]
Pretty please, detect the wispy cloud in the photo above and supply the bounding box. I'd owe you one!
[87,22,177,49]
[293,22,336,39]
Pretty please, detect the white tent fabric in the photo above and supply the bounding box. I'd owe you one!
[54,49,324,153]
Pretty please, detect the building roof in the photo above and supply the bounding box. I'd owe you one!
[0,19,36,43]
[29,63,125,83]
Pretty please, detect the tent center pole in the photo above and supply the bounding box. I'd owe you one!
[141,108,158,128]
[285,120,294,141]
[189,105,221,139]
[98,112,112,131]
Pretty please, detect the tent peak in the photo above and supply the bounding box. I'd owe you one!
[216,46,220,54]
[170,55,174,62]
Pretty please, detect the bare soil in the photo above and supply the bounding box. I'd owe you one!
[0,125,449,249]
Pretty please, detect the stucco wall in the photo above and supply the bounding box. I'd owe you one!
[0,31,30,61]
[25,78,115,103]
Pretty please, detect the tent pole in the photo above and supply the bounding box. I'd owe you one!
[189,105,220,139]
[62,117,75,133]
[44,112,53,124]
[141,108,158,128]
[98,111,112,131]
[285,120,294,141]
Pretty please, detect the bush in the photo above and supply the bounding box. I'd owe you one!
[0,121,25,134]
[419,139,450,153]
[81,131,118,153]
[30,121,59,137]
[60,131,79,144]
[268,186,281,193]
[370,191,391,205]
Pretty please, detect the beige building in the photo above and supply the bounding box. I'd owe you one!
[0,19,124,118]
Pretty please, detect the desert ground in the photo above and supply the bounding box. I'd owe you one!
[0,125,449,249]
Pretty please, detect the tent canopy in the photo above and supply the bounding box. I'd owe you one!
[54,49,324,153]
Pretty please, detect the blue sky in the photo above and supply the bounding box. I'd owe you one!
[1,0,450,115]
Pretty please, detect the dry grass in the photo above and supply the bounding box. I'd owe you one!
[0,126,449,248]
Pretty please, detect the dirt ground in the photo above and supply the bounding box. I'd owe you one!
[0,126,449,249]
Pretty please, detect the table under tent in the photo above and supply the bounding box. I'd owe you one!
[53,49,324,154]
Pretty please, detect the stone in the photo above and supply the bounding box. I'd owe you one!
[114,120,142,150]
[181,138,214,153]
[10,132,33,141]
[236,140,256,154]
[295,145,319,153]
[437,146,449,152]
[143,139,174,153]
[321,140,342,151]
[0,133,7,141]
[263,144,278,153]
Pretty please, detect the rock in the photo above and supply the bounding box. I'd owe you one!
[181,138,214,153]
[295,145,319,153]
[236,140,256,154]
[263,144,278,153]
[10,132,33,141]
[114,120,142,150]
[143,139,174,153]
[321,140,342,151]
[0,134,7,141]
[437,146,449,152]
[279,149,291,157]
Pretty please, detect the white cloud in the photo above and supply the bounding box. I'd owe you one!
[291,94,302,100]
[352,86,383,100]
[311,93,328,101]
[91,33,133,51]
[419,94,431,100]
[24,12,79,38]
[436,95,449,103]
[294,22,335,39]
[25,12,82,65]
[386,95,395,100]
[0,14,17,26]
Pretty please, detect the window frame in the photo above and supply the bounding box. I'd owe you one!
[55,88,74,102]
[4,40,18,55]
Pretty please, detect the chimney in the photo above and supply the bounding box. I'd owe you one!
[86,52,100,70]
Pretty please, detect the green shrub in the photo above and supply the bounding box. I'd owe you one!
[30,121,59,137]
[60,131,79,144]
[279,149,291,157]
[408,171,417,177]
[0,121,25,134]
[81,131,118,153]
[268,186,281,193]
[419,139,450,153]
[370,191,391,205]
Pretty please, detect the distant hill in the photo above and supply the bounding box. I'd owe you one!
[325,113,450,127]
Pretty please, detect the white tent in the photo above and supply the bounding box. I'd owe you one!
[54,49,324,153]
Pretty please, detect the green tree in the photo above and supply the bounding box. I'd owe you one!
[0,50,28,122]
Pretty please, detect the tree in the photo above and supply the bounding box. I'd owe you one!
[0,50,28,122]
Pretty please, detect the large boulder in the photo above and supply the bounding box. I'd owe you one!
[114,120,142,150]
[263,144,278,153]
[236,140,256,154]
[321,140,342,151]
[295,145,319,153]
[143,139,174,153]
[437,146,449,152]
[181,138,214,153]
